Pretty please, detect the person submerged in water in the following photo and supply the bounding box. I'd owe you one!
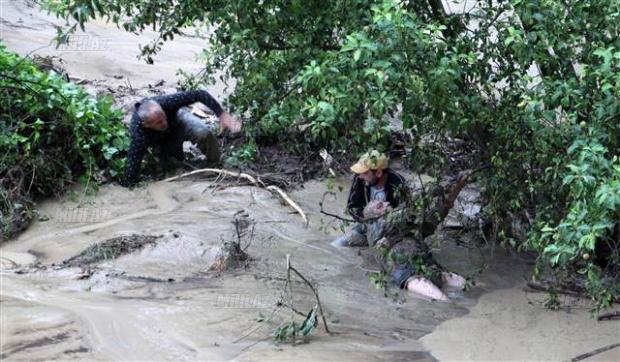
[363,200,466,301]
[120,89,242,187]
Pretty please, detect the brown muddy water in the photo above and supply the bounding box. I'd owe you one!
[1,1,619,360]
[1,177,618,361]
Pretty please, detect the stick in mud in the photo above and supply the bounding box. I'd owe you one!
[232,254,331,345]
[285,254,330,334]
[526,281,620,305]
[597,311,620,321]
[568,343,620,362]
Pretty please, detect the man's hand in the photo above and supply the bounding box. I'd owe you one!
[219,112,242,134]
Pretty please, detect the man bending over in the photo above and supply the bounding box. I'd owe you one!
[120,89,242,187]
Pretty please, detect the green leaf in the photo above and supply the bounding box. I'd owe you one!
[353,49,362,62]
[300,307,318,336]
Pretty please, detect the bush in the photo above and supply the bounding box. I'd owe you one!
[0,43,128,241]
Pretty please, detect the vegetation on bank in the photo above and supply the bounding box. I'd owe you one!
[0,44,128,240]
[5,0,619,308]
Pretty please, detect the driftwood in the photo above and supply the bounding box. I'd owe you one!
[525,281,586,299]
[164,168,307,225]
[569,343,620,362]
[163,168,264,186]
[526,281,620,305]
[597,311,620,321]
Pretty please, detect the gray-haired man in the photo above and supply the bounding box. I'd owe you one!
[120,89,241,187]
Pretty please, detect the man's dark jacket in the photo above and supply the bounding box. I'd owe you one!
[346,169,408,222]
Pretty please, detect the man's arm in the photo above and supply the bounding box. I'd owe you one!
[346,176,366,222]
[153,89,224,117]
[120,119,149,187]
[154,90,242,133]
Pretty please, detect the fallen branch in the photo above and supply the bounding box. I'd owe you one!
[525,281,585,298]
[418,166,490,239]
[266,185,308,226]
[569,343,620,362]
[165,168,308,225]
[526,281,620,305]
[318,167,490,240]
[597,311,620,321]
[163,168,264,186]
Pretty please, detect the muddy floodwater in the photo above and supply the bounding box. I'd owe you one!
[1,178,619,361]
[1,1,619,360]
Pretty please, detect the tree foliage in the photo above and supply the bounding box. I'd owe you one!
[42,0,620,308]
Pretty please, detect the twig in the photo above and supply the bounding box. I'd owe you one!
[241,223,256,252]
[318,191,397,224]
[233,255,329,345]
[234,217,242,246]
[319,191,357,223]
[286,255,295,320]
[319,208,356,223]
[569,343,620,362]
[286,254,330,334]
[232,306,284,344]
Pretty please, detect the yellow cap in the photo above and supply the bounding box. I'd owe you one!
[350,150,389,174]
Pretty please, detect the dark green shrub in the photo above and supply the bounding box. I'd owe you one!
[0,43,128,240]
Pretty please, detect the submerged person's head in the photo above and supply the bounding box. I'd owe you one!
[138,100,168,131]
[363,200,390,218]
[350,150,389,186]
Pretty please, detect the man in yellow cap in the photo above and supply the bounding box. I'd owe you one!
[333,152,466,300]
[331,150,408,247]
